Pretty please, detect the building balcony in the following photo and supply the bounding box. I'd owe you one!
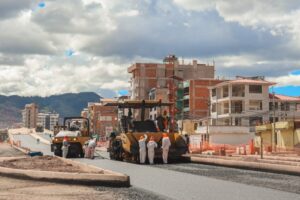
[255,124,272,132]
[275,121,294,129]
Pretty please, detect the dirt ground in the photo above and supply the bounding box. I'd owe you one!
[0,176,113,200]
[0,156,100,173]
[0,176,166,200]
[0,143,164,200]
[0,143,24,157]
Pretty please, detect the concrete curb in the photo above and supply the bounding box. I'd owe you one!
[8,133,28,154]
[11,144,28,154]
[0,157,130,187]
[188,156,300,176]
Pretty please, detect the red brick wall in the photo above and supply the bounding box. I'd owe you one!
[189,80,224,119]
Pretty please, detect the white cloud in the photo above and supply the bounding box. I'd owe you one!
[173,0,216,11]
[268,74,300,87]
[174,0,300,37]
[0,0,299,97]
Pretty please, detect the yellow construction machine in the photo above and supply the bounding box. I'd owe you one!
[106,100,188,163]
[51,117,90,158]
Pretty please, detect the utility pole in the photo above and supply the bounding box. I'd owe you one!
[260,135,263,159]
[206,98,210,144]
[272,87,276,152]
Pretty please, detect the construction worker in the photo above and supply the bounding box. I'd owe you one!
[88,138,97,159]
[83,141,89,158]
[147,136,157,164]
[162,133,171,164]
[138,134,148,164]
[61,136,70,158]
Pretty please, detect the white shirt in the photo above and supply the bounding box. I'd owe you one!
[139,135,148,150]
[147,141,158,150]
[162,137,171,149]
[88,139,96,148]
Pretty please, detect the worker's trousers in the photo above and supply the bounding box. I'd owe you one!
[84,147,90,158]
[162,148,169,164]
[148,149,155,164]
[139,148,146,164]
[62,146,69,158]
[90,147,95,159]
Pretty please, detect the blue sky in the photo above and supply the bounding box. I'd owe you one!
[271,86,300,97]
[0,0,299,97]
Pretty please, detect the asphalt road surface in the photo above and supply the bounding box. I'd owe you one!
[36,132,52,142]
[14,134,300,200]
[12,134,52,155]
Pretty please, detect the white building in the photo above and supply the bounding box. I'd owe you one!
[37,112,59,131]
[269,94,300,122]
[197,77,276,145]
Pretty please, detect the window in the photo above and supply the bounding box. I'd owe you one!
[269,102,278,111]
[249,85,262,93]
[269,117,279,123]
[211,88,216,97]
[234,118,241,126]
[223,102,229,114]
[212,104,216,112]
[249,117,262,126]
[183,99,189,108]
[183,87,189,96]
[231,101,243,113]
[280,102,290,111]
[249,100,262,110]
[194,123,198,130]
[224,119,230,125]
[232,85,245,97]
[223,86,229,98]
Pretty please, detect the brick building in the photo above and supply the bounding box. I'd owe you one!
[128,55,215,101]
[87,99,118,140]
[182,79,224,120]
[128,55,215,121]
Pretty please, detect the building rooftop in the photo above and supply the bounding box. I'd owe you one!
[269,94,300,102]
[211,78,276,88]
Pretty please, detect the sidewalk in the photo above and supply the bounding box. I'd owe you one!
[185,153,300,176]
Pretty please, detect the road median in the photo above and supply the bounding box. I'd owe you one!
[0,156,130,187]
[186,154,300,176]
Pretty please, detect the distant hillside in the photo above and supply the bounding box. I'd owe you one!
[0,92,101,128]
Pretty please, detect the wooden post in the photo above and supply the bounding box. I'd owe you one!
[260,136,263,159]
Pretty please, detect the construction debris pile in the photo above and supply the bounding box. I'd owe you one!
[0,156,100,173]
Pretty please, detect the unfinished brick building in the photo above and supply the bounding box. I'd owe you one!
[128,55,215,101]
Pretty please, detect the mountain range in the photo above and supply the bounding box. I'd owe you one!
[0,92,101,128]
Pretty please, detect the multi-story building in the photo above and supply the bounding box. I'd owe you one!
[22,103,39,129]
[37,112,59,131]
[175,79,224,134]
[128,55,215,100]
[209,77,275,126]
[269,94,300,122]
[181,79,225,120]
[81,108,89,119]
[128,55,215,121]
[88,99,118,140]
[197,76,276,145]
[148,88,169,120]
